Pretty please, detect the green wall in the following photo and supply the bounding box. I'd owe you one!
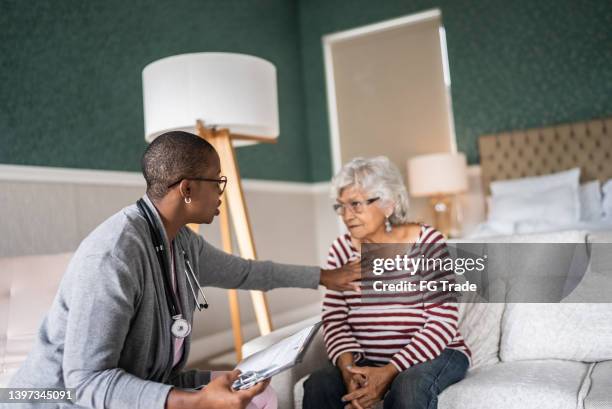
[2,0,611,182]
[0,0,311,181]
[299,0,612,180]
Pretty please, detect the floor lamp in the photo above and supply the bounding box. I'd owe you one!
[142,53,279,360]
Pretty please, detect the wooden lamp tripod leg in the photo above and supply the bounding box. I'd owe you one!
[194,122,273,360]
[211,129,273,336]
[188,197,244,361]
[218,198,244,361]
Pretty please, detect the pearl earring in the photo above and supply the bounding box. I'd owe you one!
[385,216,392,233]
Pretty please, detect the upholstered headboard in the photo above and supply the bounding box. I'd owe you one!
[478,117,612,195]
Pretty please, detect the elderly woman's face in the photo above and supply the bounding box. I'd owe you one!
[337,185,388,239]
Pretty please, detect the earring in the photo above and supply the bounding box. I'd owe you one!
[385,216,392,233]
[184,197,192,204]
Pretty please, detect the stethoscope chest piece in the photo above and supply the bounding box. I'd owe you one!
[171,315,191,338]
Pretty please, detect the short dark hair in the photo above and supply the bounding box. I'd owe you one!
[141,131,217,200]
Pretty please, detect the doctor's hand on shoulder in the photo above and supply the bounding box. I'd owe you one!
[167,370,270,409]
[320,258,361,292]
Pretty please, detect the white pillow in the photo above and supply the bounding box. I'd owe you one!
[455,274,505,369]
[490,167,580,197]
[579,180,603,221]
[499,302,612,362]
[602,179,612,219]
[468,220,515,239]
[500,233,612,362]
[500,240,612,362]
[488,185,580,224]
[514,220,566,234]
[458,300,505,369]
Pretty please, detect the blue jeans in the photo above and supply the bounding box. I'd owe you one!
[303,348,469,409]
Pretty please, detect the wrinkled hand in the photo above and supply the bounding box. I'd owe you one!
[196,370,270,409]
[340,365,367,409]
[341,365,398,409]
[320,259,361,292]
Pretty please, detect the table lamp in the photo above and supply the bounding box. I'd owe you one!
[407,152,468,237]
[142,52,278,360]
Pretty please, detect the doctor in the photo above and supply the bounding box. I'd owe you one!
[7,131,360,409]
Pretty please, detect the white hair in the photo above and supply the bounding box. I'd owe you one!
[331,156,410,225]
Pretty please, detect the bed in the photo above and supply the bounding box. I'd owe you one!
[466,116,612,238]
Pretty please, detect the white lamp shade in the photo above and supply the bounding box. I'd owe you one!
[407,152,468,197]
[142,52,279,145]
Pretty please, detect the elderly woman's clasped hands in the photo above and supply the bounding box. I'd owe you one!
[339,359,399,409]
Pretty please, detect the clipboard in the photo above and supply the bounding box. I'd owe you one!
[232,321,323,390]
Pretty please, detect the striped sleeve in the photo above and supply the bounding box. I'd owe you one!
[390,228,460,371]
[322,237,364,365]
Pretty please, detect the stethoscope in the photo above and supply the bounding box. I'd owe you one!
[136,199,209,339]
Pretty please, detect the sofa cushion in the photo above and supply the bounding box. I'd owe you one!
[584,360,612,409]
[448,241,506,370]
[0,252,71,384]
[438,360,590,409]
[457,286,504,369]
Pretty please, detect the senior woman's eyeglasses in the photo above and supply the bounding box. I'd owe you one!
[333,197,380,215]
[167,175,228,193]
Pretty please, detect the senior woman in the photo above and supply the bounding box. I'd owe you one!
[303,157,471,409]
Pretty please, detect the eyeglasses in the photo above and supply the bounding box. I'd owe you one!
[167,175,228,193]
[332,197,380,215]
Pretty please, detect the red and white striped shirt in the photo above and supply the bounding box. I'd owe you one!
[322,224,471,372]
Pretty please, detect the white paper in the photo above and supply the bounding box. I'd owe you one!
[236,326,313,374]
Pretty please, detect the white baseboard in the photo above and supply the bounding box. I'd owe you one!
[187,301,321,364]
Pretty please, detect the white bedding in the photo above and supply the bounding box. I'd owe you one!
[469,168,612,239]
[465,220,612,239]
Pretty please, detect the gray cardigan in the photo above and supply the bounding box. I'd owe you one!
[7,196,320,409]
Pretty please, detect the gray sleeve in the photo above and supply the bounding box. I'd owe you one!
[62,254,172,409]
[168,369,211,389]
[194,234,320,290]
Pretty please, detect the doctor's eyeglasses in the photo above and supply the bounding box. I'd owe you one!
[167,175,228,193]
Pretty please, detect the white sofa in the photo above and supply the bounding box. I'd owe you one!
[242,230,612,409]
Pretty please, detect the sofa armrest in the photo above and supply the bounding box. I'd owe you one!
[242,316,329,409]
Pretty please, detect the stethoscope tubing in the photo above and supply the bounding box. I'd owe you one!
[183,252,209,310]
[136,199,209,338]
[137,200,181,318]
